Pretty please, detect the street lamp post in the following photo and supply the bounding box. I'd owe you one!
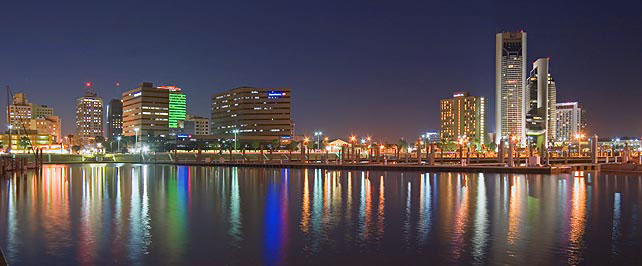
[314,131,323,150]
[117,136,121,153]
[7,125,13,153]
[458,135,468,165]
[233,129,239,150]
[134,128,140,150]
[575,133,585,157]
[349,135,356,163]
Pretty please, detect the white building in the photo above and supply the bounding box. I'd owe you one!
[495,31,527,145]
[555,102,584,142]
[76,90,104,142]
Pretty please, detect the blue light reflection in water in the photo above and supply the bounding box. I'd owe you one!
[0,165,641,265]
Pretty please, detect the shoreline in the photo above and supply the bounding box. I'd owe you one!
[42,161,575,174]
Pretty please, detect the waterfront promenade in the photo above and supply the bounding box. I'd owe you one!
[3,150,640,175]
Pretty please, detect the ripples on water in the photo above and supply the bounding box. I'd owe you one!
[0,165,641,265]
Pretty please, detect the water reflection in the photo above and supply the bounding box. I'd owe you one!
[0,165,641,265]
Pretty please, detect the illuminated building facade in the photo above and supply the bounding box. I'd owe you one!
[32,104,53,119]
[184,115,209,135]
[106,99,123,138]
[211,87,292,141]
[526,58,556,146]
[29,115,61,142]
[158,86,186,128]
[0,133,58,153]
[496,31,527,145]
[76,90,104,141]
[555,102,585,142]
[440,92,487,145]
[7,93,33,130]
[122,82,169,138]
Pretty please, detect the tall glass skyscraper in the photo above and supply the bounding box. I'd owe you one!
[526,58,556,147]
[495,31,527,146]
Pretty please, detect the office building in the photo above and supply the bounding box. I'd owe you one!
[185,115,209,135]
[32,104,53,119]
[211,87,292,142]
[7,93,32,130]
[29,115,61,142]
[555,102,585,142]
[526,58,556,146]
[422,131,440,144]
[0,133,58,153]
[158,86,186,128]
[496,31,527,145]
[440,92,487,145]
[106,99,123,138]
[122,82,169,138]
[76,90,104,141]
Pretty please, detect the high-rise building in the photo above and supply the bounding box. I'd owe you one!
[122,82,169,138]
[76,90,104,141]
[526,58,556,146]
[7,93,61,142]
[211,87,292,141]
[106,99,123,138]
[555,102,585,142]
[158,86,186,128]
[7,93,32,130]
[29,115,61,142]
[440,92,487,145]
[184,115,209,135]
[496,31,527,145]
[32,104,53,119]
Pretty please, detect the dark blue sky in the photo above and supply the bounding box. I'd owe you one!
[1,0,640,140]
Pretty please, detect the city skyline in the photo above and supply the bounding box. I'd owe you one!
[1,0,641,140]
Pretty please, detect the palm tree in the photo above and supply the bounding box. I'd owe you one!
[288,141,299,159]
[396,138,408,161]
[18,136,31,152]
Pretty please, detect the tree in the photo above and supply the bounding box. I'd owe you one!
[18,136,31,151]
[446,141,457,152]
[397,138,408,153]
[95,136,105,145]
[284,141,298,159]
[271,139,280,151]
[489,142,497,152]
[306,140,315,150]
[251,140,260,151]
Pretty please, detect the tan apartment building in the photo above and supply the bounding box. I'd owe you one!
[211,87,292,142]
[122,82,169,138]
[440,92,487,145]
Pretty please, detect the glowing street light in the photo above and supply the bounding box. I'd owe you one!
[134,128,140,149]
[314,131,323,150]
[575,133,585,156]
[232,129,240,150]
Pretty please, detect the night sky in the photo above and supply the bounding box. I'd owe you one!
[1,0,640,141]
